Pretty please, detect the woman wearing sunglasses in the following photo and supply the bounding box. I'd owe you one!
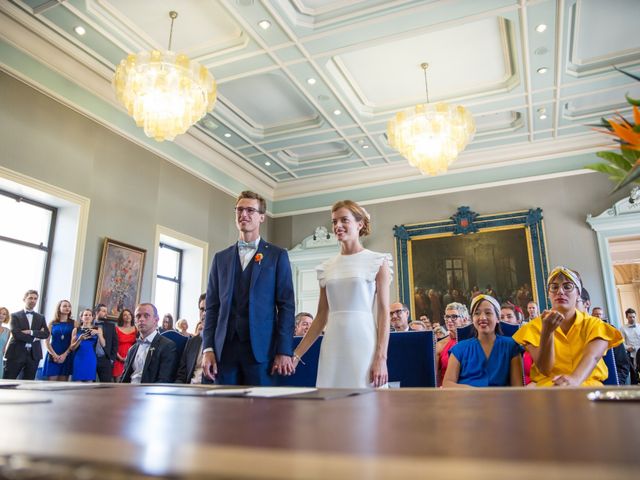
[512,267,623,386]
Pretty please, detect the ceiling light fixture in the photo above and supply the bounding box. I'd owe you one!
[537,67,549,74]
[224,133,232,138]
[333,109,341,115]
[362,145,369,149]
[387,62,475,176]
[258,20,271,30]
[112,11,217,142]
[74,26,86,36]
[538,107,547,120]
[265,161,272,166]
[307,78,316,85]
[535,24,547,33]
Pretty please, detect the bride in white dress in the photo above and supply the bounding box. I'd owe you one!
[292,200,391,388]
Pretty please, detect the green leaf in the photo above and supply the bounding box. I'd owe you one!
[612,165,640,193]
[626,94,640,107]
[585,163,625,180]
[621,148,640,165]
[596,151,633,171]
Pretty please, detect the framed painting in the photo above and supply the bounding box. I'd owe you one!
[393,207,550,321]
[95,238,146,319]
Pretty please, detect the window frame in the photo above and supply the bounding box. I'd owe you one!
[156,241,184,318]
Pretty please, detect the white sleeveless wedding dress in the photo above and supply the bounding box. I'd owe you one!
[315,249,393,388]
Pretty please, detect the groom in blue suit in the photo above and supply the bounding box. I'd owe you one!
[202,190,295,385]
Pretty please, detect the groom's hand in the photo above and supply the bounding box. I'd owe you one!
[202,351,218,381]
[271,354,293,376]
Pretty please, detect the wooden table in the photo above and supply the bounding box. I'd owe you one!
[0,382,637,479]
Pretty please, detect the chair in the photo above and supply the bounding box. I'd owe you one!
[276,331,437,388]
[456,323,474,341]
[498,321,520,338]
[160,330,188,381]
[603,348,619,386]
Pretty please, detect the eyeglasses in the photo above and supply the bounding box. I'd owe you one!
[234,207,261,215]
[548,282,576,294]
[199,307,205,312]
[390,309,406,316]
[444,314,460,320]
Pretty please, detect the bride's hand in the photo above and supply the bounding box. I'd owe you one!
[370,358,388,388]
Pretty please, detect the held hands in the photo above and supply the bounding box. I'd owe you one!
[540,310,564,334]
[370,357,388,388]
[202,351,218,381]
[271,354,294,376]
[552,374,580,387]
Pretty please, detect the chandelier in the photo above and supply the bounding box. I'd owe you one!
[387,63,475,175]
[112,11,217,142]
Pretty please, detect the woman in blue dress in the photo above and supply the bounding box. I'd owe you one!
[443,295,523,388]
[0,307,11,379]
[42,300,75,381]
[70,309,105,382]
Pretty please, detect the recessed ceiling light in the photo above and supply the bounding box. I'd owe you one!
[265,161,271,166]
[74,26,86,36]
[362,145,369,149]
[537,67,548,74]
[307,78,316,85]
[224,133,232,138]
[333,109,341,115]
[258,20,271,30]
[539,114,548,120]
[535,24,547,33]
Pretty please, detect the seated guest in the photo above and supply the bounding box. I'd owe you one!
[113,309,136,382]
[409,321,427,332]
[70,309,105,382]
[512,267,623,387]
[42,300,75,381]
[121,303,177,384]
[591,307,605,320]
[176,318,191,337]
[390,302,410,332]
[159,313,174,334]
[436,303,469,386]
[294,312,314,337]
[526,301,539,322]
[443,295,524,388]
[500,303,522,325]
[176,321,205,384]
[419,315,432,331]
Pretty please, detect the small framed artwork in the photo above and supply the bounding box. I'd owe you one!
[95,238,146,319]
[393,207,550,321]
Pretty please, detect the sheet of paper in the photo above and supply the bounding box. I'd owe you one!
[205,388,252,396]
[245,387,317,398]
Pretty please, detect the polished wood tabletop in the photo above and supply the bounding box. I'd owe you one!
[0,382,637,479]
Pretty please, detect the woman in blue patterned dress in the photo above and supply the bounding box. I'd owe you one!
[42,300,75,381]
[0,307,11,379]
[70,309,105,382]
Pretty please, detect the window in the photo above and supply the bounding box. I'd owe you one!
[0,189,57,312]
[445,257,466,291]
[154,242,183,319]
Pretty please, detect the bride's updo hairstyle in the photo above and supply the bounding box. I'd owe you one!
[331,200,371,237]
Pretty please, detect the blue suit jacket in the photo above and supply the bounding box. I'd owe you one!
[203,239,295,364]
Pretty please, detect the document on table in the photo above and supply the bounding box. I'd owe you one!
[205,387,317,397]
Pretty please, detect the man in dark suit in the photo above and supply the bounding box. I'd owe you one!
[94,303,118,382]
[203,191,295,386]
[4,290,50,380]
[176,293,206,384]
[121,303,176,384]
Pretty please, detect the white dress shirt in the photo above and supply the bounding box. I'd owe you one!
[621,323,640,359]
[131,330,158,384]
[238,236,260,270]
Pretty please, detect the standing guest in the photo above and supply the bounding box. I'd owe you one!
[70,309,104,382]
[202,191,295,386]
[419,315,432,331]
[620,308,640,385]
[293,200,391,388]
[526,301,539,322]
[94,304,118,383]
[436,303,469,386]
[0,307,11,379]
[112,309,136,382]
[294,312,314,337]
[176,318,191,337]
[159,314,174,333]
[4,290,50,380]
[512,267,623,386]
[42,300,75,381]
[121,303,177,384]
[443,295,523,388]
[389,302,410,332]
[176,294,207,384]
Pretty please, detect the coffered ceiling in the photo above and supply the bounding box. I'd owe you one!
[1,0,639,215]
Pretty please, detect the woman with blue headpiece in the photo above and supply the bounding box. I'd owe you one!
[443,294,524,388]
[512,266,623,386]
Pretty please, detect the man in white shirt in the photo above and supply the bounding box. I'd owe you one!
[120,303,176,384]
[621,308,640,384]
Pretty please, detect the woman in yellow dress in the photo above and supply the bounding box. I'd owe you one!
[512,266,623,386]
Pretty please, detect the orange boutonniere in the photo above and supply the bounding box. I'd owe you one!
[254,253,263,265]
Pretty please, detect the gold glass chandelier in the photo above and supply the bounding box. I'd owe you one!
[387,63,475,175]
[112,11,217,142]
